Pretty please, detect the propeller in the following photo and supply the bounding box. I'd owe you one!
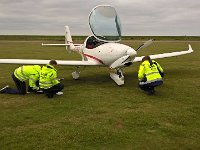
[136,39,154,51]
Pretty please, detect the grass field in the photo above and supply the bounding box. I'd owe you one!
[0,37,200,149]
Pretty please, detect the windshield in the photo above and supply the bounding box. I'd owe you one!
[89,5,121,42]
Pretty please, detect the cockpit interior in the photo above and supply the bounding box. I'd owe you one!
[86,36,106,49]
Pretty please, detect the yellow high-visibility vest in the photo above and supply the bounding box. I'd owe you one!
[39,65,60,89]
[138,60,163,82]
[14,65,41,89]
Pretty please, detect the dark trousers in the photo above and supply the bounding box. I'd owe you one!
[42,83,64,98]
[139,80,163,92]
[5,73,26,94]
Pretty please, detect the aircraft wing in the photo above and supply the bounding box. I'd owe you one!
[0,59,99,66]
[133,44,193,62]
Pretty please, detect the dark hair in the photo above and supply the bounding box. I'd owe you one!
[49,60,57,65]
[142,56,153,65]
[142,56,151,62]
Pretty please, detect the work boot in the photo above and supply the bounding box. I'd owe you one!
[56,92,63,95]
[0,85,9,93]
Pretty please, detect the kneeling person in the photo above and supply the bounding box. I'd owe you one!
[0,65,41,94]
[39,60,64,98]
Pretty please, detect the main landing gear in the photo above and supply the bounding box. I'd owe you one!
[72,66,85,80]
[110,68,124,86]
[72,66,125,86]
[72,70,80,80]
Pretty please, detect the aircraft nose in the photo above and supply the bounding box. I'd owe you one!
[126,48,137,56]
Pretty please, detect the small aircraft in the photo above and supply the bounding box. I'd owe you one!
[0,5,193,85]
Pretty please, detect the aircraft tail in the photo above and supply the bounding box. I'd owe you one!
[65,26,75,50]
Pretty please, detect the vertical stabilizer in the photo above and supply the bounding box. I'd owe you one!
[65,26,75,50]
[65,26,72,44]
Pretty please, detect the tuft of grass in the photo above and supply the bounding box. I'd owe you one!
[0,38,200,149]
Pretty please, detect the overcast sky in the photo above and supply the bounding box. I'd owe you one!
[0,0,199,36]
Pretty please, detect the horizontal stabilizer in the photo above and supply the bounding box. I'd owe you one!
[42,43,82,46]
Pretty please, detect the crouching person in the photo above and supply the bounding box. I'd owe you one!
[138,56,164,95]
[39,60,64,98]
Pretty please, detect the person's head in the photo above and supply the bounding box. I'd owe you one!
[49,60,57,66]
[142,56,151,62]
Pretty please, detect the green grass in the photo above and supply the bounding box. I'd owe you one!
[0,38,200,150]
[1,35,200,41]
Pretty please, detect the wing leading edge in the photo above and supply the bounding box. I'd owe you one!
[0,59,99,66]
[133,44,193,62]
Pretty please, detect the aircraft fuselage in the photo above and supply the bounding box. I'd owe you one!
[80,42,137,66]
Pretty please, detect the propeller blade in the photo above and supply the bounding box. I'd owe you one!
[110,55,130,69]
[136,39,154,51]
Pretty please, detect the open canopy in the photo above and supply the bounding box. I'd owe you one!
[89,5,121,42]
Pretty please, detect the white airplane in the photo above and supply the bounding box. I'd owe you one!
[0,5,194,85]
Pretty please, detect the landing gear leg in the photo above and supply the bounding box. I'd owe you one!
[110,68,124,86]
[72,70,80,80]
[71,66,85,80]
